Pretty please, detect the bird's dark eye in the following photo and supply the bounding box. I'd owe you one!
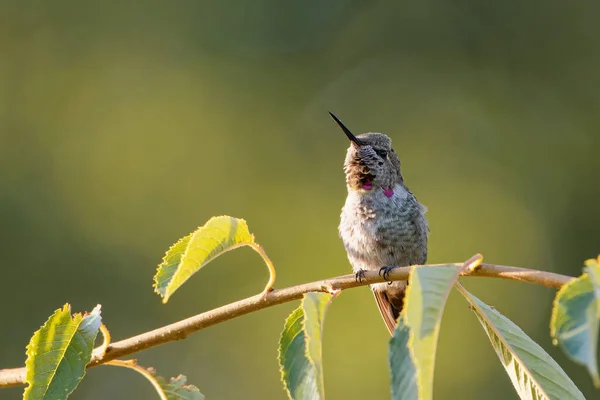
[375,149,388,158]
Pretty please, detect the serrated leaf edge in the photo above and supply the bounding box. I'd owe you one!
[457,284,554,399]
[277,292,335,400]
[24,304,102,399]
[278,306,303,400]
[106,360,203,400]
[153,232,193,295]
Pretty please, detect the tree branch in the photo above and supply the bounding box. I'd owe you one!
[0,258,574,388]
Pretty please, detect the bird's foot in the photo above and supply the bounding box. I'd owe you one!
[379,266,395,284]
[355,269,367,283]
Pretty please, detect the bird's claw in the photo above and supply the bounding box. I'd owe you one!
[379,266,395,283]
[355,269,367,283]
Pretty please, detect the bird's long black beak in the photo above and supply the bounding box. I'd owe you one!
[329,112,364,146]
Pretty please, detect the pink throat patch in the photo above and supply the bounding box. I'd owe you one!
[362,178,372,190]
[383,187,394,198]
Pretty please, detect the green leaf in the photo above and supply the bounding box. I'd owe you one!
[389,316,418,400]
[153,232,193,299]
[152,373,204,400]
[550,256,600,387]
[388,265,461,400]
[278,292,335,400]
[24,304,102,400]
[585,256,600,316]
[154,215,274,303]
[107,360,204,400]
[458,285,585,400]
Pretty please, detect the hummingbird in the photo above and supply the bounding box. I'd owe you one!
[331,112,429,335]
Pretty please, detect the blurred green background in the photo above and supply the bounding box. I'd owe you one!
[2,1,600,399]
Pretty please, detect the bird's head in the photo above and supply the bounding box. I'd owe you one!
[329,112,403,192]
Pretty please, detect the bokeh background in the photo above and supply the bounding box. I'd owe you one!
[2,1,600,399]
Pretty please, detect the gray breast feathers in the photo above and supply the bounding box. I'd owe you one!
[339,186,428,272]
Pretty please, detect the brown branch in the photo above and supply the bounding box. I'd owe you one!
[0,258,574,388]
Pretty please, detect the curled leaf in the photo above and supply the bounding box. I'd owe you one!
[154,215,275,303]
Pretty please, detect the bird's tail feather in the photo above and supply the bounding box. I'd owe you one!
[373,283,406,335]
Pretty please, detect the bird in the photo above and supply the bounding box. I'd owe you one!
[331,112,429,335]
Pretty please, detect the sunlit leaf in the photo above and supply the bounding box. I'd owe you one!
[152,373,203,400]
[388,265,461,400]
[278,292,335,400]
[24,304,102,400]
[107,360,204,400]
[458,285,585,400]
[154,215,275,303]
[153,233,193,299]
[389,316,418,400]
[550,256,600,387]
[585,256,600,315]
